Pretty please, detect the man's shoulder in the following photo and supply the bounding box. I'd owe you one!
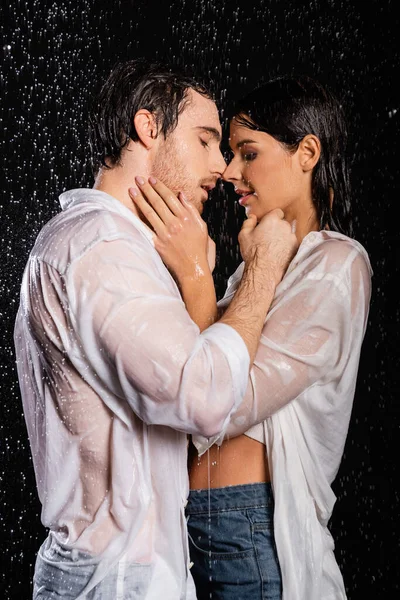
[30,191,151,273]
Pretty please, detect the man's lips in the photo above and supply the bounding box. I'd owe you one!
[201,183,216,202]
[201,189,209,202]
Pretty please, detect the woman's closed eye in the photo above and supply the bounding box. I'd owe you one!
[243,152,257,162]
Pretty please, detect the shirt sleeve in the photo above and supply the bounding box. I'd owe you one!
[192,239,372,453]
[64,236,250,437]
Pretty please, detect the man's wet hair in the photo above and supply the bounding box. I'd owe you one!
[88,58,213,176]
[230,74,353,237]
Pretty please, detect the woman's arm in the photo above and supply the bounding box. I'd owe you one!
[129,179,219,331]
[175,263,218,331]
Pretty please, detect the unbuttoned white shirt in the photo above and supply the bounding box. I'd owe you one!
[193,230,373,600]
[14,188,250,599]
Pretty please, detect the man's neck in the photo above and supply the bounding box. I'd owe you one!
[93,160,149,218]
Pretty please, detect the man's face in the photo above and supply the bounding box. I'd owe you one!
[151,90,226,214]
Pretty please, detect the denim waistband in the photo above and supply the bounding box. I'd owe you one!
[186,482,273,514]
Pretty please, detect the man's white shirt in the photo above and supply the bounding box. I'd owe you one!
[14,188,250,599]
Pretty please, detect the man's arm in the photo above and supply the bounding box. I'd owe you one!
[219,212,290,366]
[66,205,296,440]
[67,233,250,439]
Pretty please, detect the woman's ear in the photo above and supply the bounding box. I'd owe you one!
[133,109,158,149]
[298,134,321,172]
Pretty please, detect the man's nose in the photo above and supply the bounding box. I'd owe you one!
[212,148,227,177]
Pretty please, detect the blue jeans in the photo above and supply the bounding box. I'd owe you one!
[186,483,281,600]
[32,534,152,599]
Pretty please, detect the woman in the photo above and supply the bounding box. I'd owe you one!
[129,74,372,600]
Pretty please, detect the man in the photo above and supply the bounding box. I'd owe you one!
[14,58,297,599]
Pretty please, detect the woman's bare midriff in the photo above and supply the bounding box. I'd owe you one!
[188,433,270,490]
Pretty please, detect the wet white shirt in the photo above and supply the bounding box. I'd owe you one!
[193,230,373,600]
[13,188,250,599]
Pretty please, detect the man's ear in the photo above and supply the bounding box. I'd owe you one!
[133,109,158,149]
[298,134,321,172]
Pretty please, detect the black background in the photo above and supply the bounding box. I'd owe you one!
[1,1,399,598]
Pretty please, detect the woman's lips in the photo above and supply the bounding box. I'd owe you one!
[238,193,254,206]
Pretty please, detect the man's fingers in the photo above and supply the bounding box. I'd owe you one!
[240,213,257,232]
[264,208,285,220]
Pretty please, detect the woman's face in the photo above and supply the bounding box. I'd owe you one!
[223,117,308,223]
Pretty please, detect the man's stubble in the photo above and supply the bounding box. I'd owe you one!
[152,136,203,214]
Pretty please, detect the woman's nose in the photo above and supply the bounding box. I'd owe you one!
[222,159,241,183]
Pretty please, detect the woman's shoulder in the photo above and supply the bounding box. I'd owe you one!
[298,230,373,277]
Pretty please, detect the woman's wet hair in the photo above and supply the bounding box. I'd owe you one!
[230,75,352,236]
[88,58,212,176]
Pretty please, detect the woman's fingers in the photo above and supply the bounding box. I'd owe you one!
[129,179,210,282]
[129,177,207,254]
[147,177,186,217]
[135,176,184,222]
[128,187,166,236]
[178,193,206,230]
[206,235,216,272]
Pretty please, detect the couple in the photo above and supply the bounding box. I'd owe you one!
[14,58,372,600]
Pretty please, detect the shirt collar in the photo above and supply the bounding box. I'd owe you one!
[59,188,154,244]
